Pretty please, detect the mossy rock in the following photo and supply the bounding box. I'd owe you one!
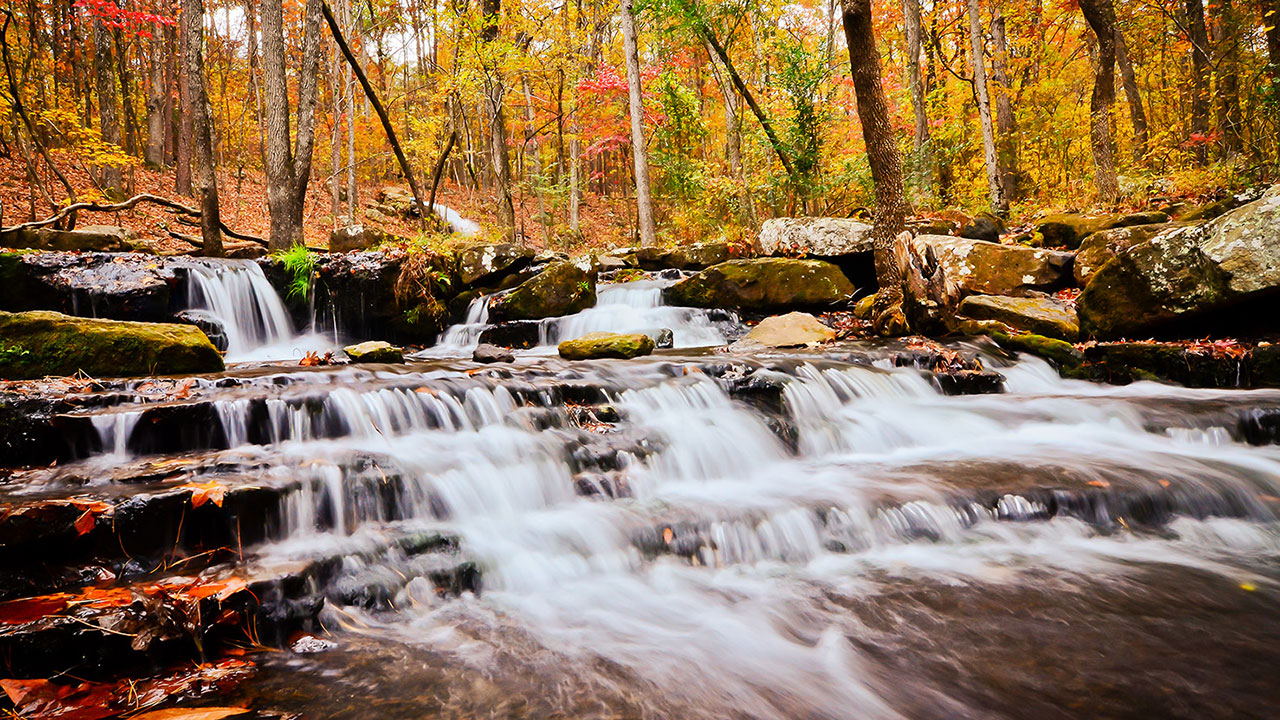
[958,295,1079,341]
[343,340,404,363]
[1082,342,1247,387]
[489,261,596,321]
[457,243,535,287]
[985,329,1084,369]
[0,310,223,379]
[1036,211,1170,249]
[558,332,655,360]
[663,258,854,311]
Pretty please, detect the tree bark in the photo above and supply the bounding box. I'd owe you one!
[479,0,516,238]
[1114,29,1149,162]
[841,0,910,333]
[901,0,932,203]
[175,8,192,195]
[145,31,166,166]
[261,0,324,249]
[966,0,1005,214]
[991,9,1019,206]
[620,0,656,246]
[706,40,754,225]
[1185,0,1211,165]
[520,72,550,243]
[1265,0,1280,155]
[1078,0,1120,202]
[1211,0,1243,157]
[93,18,123,191]
[183,0,222,257]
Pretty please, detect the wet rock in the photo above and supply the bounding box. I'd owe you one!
[930,370,1006,395]
[1,251,176,322]
[664,258,855,311]
[0,310,223,379]
[473,343,514,363]
[915,235,1072,296]
[1073,223,1170,285]
[651,328,674,349]
[982,330,1085,369]
[329,224,400,253]
[0,224,147,252]
[1035,211,1170,249]
[343,340,404,363]
[172,309,228,352]
[664,242,736,269]
[457,243,535,287]
[1077,227,1231,339]
[756,217,873,257]
[959,212,1005,243]
[489,261,595,321]
[958,295,1079,341]
[477,320,541,349]
[558,332,655,360]
[743,312,836,347]
[1081,342,1250,387]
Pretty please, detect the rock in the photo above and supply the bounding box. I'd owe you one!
[343,340,404,363]
[852,294,877,319]
[472,343,514,363]
[651,328,674,349]
[376,186,419,217]
[172,310,228,352]
[1199,186,1280,296]
[1073,223,1169,285]
[329,225,400,253]
[558,332,655,360]
[365,207,396,224]
[477,320,541,349]
[664,258,855,311]
[958,294,1079,341]
[744,312,836,347]
[1035,211,1170,249]
[915,235,1073,296]
[489,261,595,321]
[598,255,627,271]
[959,212,1005,243]
[1,251,176,321]
[222,241,267,259]
[906,217,961,236]
[0,310,223,379]
[456,243,535,287]
[1077,227,1231,339]
[1081,342,1250,388]
[984,329,1086,369]
[0,225,146,252]
[756,217,873,257]
[664,242,736,269]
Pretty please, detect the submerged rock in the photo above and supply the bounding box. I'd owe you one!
[664,258,854,311]
[756,217,872,257]
[915,235,1072,296]
[744,312,836,347]
[489,261,595,321]
[959,295,1079,341]
[558,332,655,360]
[343,340,404,363]
[473,343,515,363]
[0,310,223,379]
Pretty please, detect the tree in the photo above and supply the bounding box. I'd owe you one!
[93,17,123,192]
[901,0,932,203]
[620,0,657,246]
[991,8,1019,205]
[1185,0,1211,166]
[480,0,516,239]
[967,0,1005,214]
[1114,29,1149,162]
[261,0,323,250]
[841,0,909,332]
[1077,0,1120,203]
[183,0,222,256]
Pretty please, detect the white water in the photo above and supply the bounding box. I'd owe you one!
[183,259,332,362]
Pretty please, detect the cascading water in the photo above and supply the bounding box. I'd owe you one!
[183,259,331,362]
[45,350,1280,718]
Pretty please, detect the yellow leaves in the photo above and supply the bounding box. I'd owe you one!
[129,709,250,720]
[179,480,228,508]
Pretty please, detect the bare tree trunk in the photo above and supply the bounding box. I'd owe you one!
[184,0,222,257]
[93,19,123,192]
[329,31,342,221]
[245,0,265,166]
[1265,0,1280,158]
[342,0,356,210]
[1211,0,1243,157]
[1185,0,1211,165]
[481,0,515,238]
[620,0,656,246]
[966,0,1005,214]
[145,32,166,166]
[114,31,139,158]
[1078,0,1120,202]
[991,9,1019,207]
[842,0,910,334]
[175,8,193,196]
[901,0,932,204]
[520,73,550,243]
[1114,30,1149,162]
[705,40,753,225]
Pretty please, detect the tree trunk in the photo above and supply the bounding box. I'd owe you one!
[842,0,910,333]
[1265,0,1280,156]
[520,73,550,243]
[705,40,754,225]
[990,9,1019,207]
[966,0,1005,214]
[114,31,139,158]
[1211,0,1243,157]
[1114,29,1149,162]
[901,0,932,203]
[145,31,166,166]
[261,0,323,249]
[481,0,516,239]
[1185,0,1211,165]
[184,0,222,257]
[1078,0,1120,202]
[93,19,123,191]
[175,8,192,196]
[620,0,656,246]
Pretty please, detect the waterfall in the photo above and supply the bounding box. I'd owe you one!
[183,259,330,362]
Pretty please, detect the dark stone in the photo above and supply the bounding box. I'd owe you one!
[0,251,177,322]
[473,343,515,363]
[172,309,228,352]
[478,320,542,349]
[959,212,1005,243]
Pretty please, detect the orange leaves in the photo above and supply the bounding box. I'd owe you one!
[179,480,228,508]
[131,709,250,720]
[0,595,71,625]
[74,508,97,535]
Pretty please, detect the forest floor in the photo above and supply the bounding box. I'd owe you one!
[0,157,642,253]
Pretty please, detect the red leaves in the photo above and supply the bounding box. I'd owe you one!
[0,677,116,720]
[0,595,71,625]
[73,0,177,39]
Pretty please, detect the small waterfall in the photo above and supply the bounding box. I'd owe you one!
[434,295,492,351]
[90,411,143,460]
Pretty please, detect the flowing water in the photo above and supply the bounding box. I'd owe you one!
[52,343,1280,718]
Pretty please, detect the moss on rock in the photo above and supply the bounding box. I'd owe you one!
[0,310,223,379]
[663,258,854,311]
[558,332,655,360]
[490,261,596,321]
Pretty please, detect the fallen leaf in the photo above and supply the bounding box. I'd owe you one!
[181,480,228,508]
[0,595,70,624]
[129,708,250,720]
[74,509,96,535]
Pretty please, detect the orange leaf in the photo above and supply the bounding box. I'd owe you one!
[74,509,96,536]
[128,708,250,720]
[0,595,70,625]
[182,481,228,508]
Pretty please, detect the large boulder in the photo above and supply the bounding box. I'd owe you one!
[616,241,737,270]
[743,312,836,347]
[1073,224,1169,285]
[0,251,176,321]
[958,294,1079,341]
[375,186,419,217]
[0,225,147,253]
[756,217,872,257]
[558,332,655,360]
[915,235,1073,296]
[457,243,535,287]
[1035,211,1169,249]
[329,224,400,253]
[664,259,855,311]
[1199,186,1280,296]
[0,310,223,379]
[1077,227,1231,339]
[489,261,595,321]
[959,212,1005,243]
